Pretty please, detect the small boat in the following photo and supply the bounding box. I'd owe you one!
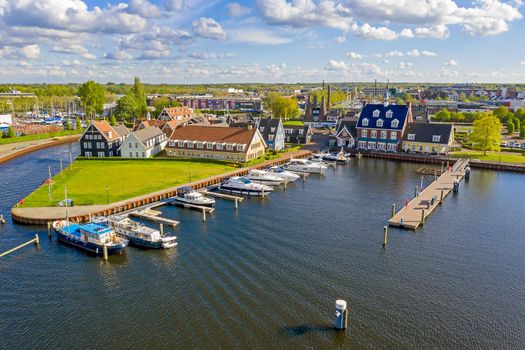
[309,153,329,163]
[53,220,129,256]
[323,150,350,164]
[283,159,328,174]
[218,176,273,196]
[245,169,285,186]
[266,166,300,182]
[95,215,177,249]
[173,187,215,207]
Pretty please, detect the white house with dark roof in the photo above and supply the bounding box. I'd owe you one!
[119,126,167,158]
[79,120,129,157]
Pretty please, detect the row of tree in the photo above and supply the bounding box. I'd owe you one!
[263,92,300,120]
[433,106,525,123]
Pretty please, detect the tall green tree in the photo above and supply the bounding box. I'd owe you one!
[435,108,451,122]
[75,116,81,130]
[513,118,520,131]
[115,93,138,122]
[469,114,502,155]
[132,77,148,117]
[520,125,525,138]
[493,106,510,122]
[78,80,105,119]
[5,126,15,138]
[150,97,180,118]
[507,120,515,135]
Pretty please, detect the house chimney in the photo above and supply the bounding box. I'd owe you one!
[327,85,331,112]
[247,124,253,130]
[146,111,151,121]
[320,96,327,119]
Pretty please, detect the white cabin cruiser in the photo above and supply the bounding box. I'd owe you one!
[218,176,273,196]
[245,169,285,186]
[173,187,215,207]
[266,166,300,182]
[283,159,328,174]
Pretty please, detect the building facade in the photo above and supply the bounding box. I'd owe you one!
[334,121,357,148]
[119,126,167,158]
[356,103,412,152]
[79,120,129,157]
[402,123,454,154]
[284,125,313,144]
[257,118,285,151]
[166,125,266,162]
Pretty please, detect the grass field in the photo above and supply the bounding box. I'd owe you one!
[282,121,305,126]
[451,150,525,164]
[22,159,236,207]
[0,129,82,145]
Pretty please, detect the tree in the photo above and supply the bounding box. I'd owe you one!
[264,93,299,119]
[132,77,148,117]
[150,97,180,118]
[78,80,105,119]
[493,106,509,122]
[515,108,525,121]
[115,93,138,122]
[459,92,468,102]
[110,115,117,126]
[395,98,405,105]
[507,120,515,135]
[513,118,520,131]
[435,108,451,122]
[65,119,72,130]
[75,116,81,130]
[520,125,525,138]
[5,126,15,138]
[469,114,502,155]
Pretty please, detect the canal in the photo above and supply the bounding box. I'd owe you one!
[1,144,524,349]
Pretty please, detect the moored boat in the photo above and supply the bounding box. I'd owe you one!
[218,176,273,196]
[173,187,215,207]
[266,166,300,182]
[283,158,328,174]
[245,169,285,186]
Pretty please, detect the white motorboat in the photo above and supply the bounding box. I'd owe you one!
[323,149,350,164]
[218,176,273,196]
[283,158,328,174]
[245,169,285,186]
[173,187,215,207]
[266,166,300,182]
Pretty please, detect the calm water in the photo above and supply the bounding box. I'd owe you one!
[1,145,524,349]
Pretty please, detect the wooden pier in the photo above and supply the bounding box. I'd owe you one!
[199,190,244,202]
[389,159,469,230]
[168,201,215,212]
[129,209,179,227]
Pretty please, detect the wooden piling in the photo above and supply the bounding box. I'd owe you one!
[415,186,419,198]
[103,245,108,260]
[160,223,164,236]
[47,221,51,237]
[202,207,206,222]
[391,204,396,218]
[235,198,238,209]
[34,233,40,245]
[421,209,425,224]
[440,190,444,204]
[382,226,388,247]
[0,235,40,258]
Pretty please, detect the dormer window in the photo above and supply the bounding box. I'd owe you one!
[432,135,441,142]
[373,110,380,118]
[407,134,415,140]
[362,118,369,127]
[386,110,393,118]
[391,119,399,128]
[377,119,384,127]
[260,127,265,132]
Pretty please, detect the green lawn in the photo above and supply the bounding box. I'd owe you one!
[282,120,305,126]
[22,159,236,207]
[451,150,525,164]
[0,129,82,145]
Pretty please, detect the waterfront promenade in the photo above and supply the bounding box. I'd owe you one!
[11,149,312,225]
[389,159,469,230]
[0,135,80,164]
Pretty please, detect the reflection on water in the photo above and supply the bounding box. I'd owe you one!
[1,145,525,349]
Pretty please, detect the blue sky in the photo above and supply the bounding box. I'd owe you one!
[0,0,524,84]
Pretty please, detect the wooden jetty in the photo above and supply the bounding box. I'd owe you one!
[129,209,179,227]
[199,190,244,202]
[389,159,469,230]
[168,201,215,212]
[416,167,441,176]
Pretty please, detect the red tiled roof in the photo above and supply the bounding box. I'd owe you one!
[169,125,256,145]
[163,107,192,118]
[92,120,119,141]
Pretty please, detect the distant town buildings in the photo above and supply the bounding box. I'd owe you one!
[402,123,454,154]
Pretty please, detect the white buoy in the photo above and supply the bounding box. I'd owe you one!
[334,299,348,330]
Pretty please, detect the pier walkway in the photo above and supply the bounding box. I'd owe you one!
[389,159,469,230]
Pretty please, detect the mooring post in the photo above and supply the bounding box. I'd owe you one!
[234,198,238,209]
[440,190,444,204]
[47,221,51,237]
[283,180,287,190]
[383,226,388,247]
[334,300,348,330]
[202,207,206,222]
[0,214,5,224]
[391,203,396,218]
[421,209,425,224]
[302,172,306,183]
[160,223,164,236]
[415,186,419,198]
[103,245,108,261]
[34,234,40,245]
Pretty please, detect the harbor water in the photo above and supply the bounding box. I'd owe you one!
[1,144,524,349]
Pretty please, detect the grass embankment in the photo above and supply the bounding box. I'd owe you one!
[451,150,525,164]
[0,129,82,145]
[22,159,236,207]
[244,146,302,166]
[282,121,305,126]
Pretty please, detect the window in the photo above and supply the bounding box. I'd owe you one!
[371,130,377,138]
[85,151,92,157]
[142,152,145,158]
[299,129,303,135]
[285,128,292,134]
[216,143,223,150]
[226,144,234,151]
[407,134,415,141]
[391,119,399,128]
[188,142,194,148]
[373,110,380,118]
[129,143,132,148]
[362,118,369,126]
[98,152,104,157]
[135,152,139,157]
[391,132,397,140]
[197,142,203,149]
[129,152,132,157]
[377,119,384,127]
[270,127,275,133]
[86,135,91,140]
[259,127,265,132]
[178,141,184,147]
[236,144,244,151]
[361,130,367,137]
[358,141,366,149]
[380,131,387,139]
[135,143,138,148]
[268,134,274,141]
[206,143,214,149]
[386,110,393,118]
[83,142,89,149]
[432,135,441,142]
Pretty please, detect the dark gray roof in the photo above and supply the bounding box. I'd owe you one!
[113,124,130,137]
[131,126,164,143]
[257,118,282,140]
[283,124,311,138]
[336,121,357,138]
[403,123,453,143]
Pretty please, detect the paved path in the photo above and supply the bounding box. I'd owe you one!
[0,135,80,164]
[389,159,469,230]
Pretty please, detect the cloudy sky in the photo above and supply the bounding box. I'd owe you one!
[1,0,525,84]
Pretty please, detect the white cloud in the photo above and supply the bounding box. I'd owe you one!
[413,25,450,39]
[103,50,133,60]
[352,23,398,40]
[407,49,437,57]
[396,62,413,69]
[61,59,82,66]
[521,61,525,65]
[444,59,459,66]
[230,28,292,45]
[346,51,363,59]
[335,35,346,44]
[51,44,96,60]
[325,60,348,71]
[192,17,227,40]
[188,51,234,60]
[226,3,251,17]
[19,44,40,59]
[375,49,437,58]
[127,0,162,18]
